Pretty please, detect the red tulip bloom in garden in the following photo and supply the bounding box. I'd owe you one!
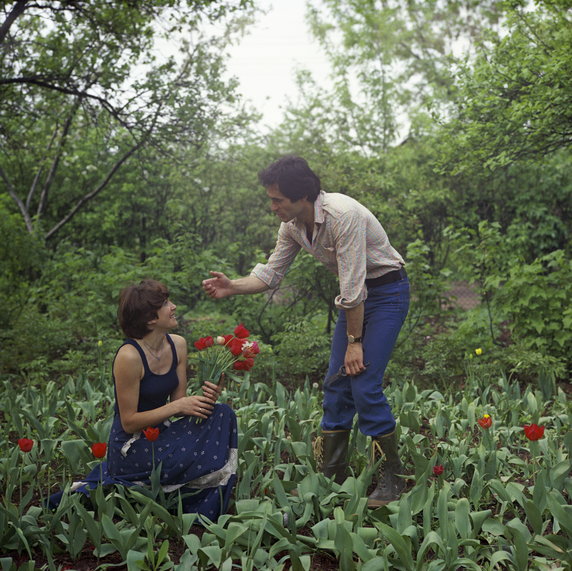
[433,465,444,476]
[17,438,34,452]
[91,442,107,458]
[523,424,545,441]
[144,427,160,442]
[477,414,492,429]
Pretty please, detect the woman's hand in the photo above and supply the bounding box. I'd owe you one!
[175,395,215,420]
[202,379,223,402]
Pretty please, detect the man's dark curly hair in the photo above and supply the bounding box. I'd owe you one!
[118,279,169,339]
[258,155,321,202]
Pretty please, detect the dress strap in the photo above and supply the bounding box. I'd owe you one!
[165,334,178,371]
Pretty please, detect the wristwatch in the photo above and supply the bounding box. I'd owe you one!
[347,334,362,344]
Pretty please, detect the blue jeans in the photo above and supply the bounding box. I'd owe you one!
[321,278,410,437]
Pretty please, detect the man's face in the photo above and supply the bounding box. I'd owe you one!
[266,184,305,222]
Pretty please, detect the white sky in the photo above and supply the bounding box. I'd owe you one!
[224,0,331,128]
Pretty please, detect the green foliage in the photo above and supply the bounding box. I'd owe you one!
[0,0,256,242]
[492,250,572,371]
[0,234,227,376]
[439,2,572,173]
[271,315,331,384]
[1,359,570,568]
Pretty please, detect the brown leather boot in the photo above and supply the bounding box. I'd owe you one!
[367,431,405,507]
[314,429,351,484]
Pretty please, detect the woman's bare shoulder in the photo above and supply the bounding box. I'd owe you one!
[115,343,142,366]
[169,334,188,348]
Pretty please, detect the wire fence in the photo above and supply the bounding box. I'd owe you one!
[444,281,481,310]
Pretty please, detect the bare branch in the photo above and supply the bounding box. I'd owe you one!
[37,98,82,217]
[0,76,120,118]
[44,94,167,241]
[44,139,145,241]
[0,164,33,232]
[0,0,28,46]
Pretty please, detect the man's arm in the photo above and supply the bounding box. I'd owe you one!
[202,271,269,299]
[344,302,366,376]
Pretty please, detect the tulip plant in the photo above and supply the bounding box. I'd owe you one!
[0,357,569,569]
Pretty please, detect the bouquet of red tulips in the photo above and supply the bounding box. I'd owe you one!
[193,323,260,385]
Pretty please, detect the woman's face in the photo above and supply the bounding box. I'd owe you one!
[153,299,177,330]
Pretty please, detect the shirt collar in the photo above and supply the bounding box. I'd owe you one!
[313,190,326,226]
[291,190,325,230]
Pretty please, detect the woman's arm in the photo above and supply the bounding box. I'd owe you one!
[114,342,216,434]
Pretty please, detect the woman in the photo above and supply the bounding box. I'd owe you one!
[51,279,238,521]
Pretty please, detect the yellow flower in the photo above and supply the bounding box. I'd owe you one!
[475,347,483,356]
[97,340,103,347]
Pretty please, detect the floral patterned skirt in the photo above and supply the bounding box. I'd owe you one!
[49,403,238,522]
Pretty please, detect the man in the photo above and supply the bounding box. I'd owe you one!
[202,155,410,506]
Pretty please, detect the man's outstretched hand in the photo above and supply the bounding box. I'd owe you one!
[202,271,233,299]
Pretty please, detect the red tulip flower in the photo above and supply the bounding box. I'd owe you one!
[91,442,107,458]
[143,427,160,442]
[242,341,260,358]
[17,438,34,453]
[523,424,545,441]
[193,325,260,422]
[433,465,444,476]
[194,336,214,350]
[477,414,492,429]
[234,323,250,339]
[233,357,255,371]
[229,337,246,356]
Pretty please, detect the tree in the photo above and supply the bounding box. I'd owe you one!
[433,0,572,258]
[0,0,254,242]
[437,0,572,173]
[304,0,505,153]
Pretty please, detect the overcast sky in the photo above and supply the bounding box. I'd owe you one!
[224,0,331,128]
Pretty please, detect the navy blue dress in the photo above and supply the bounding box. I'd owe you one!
[50,335,238,521]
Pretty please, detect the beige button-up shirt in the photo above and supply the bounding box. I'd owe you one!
[251,191,405,310]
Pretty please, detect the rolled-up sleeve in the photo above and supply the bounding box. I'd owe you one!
[333,210,368,310]
[250,223,301,289]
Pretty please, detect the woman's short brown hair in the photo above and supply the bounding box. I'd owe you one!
[118,279,169,339]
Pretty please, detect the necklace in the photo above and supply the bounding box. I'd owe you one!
[142,339,163,360]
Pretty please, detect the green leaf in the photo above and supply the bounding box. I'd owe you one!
[126,549,147,571]
[523,499,543,535]
[454,498,471,538]
[376,522,414,569]
[546,491,572,534]
[416,531,447,567]
[60,439,89,469]
[505,520,530,571]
